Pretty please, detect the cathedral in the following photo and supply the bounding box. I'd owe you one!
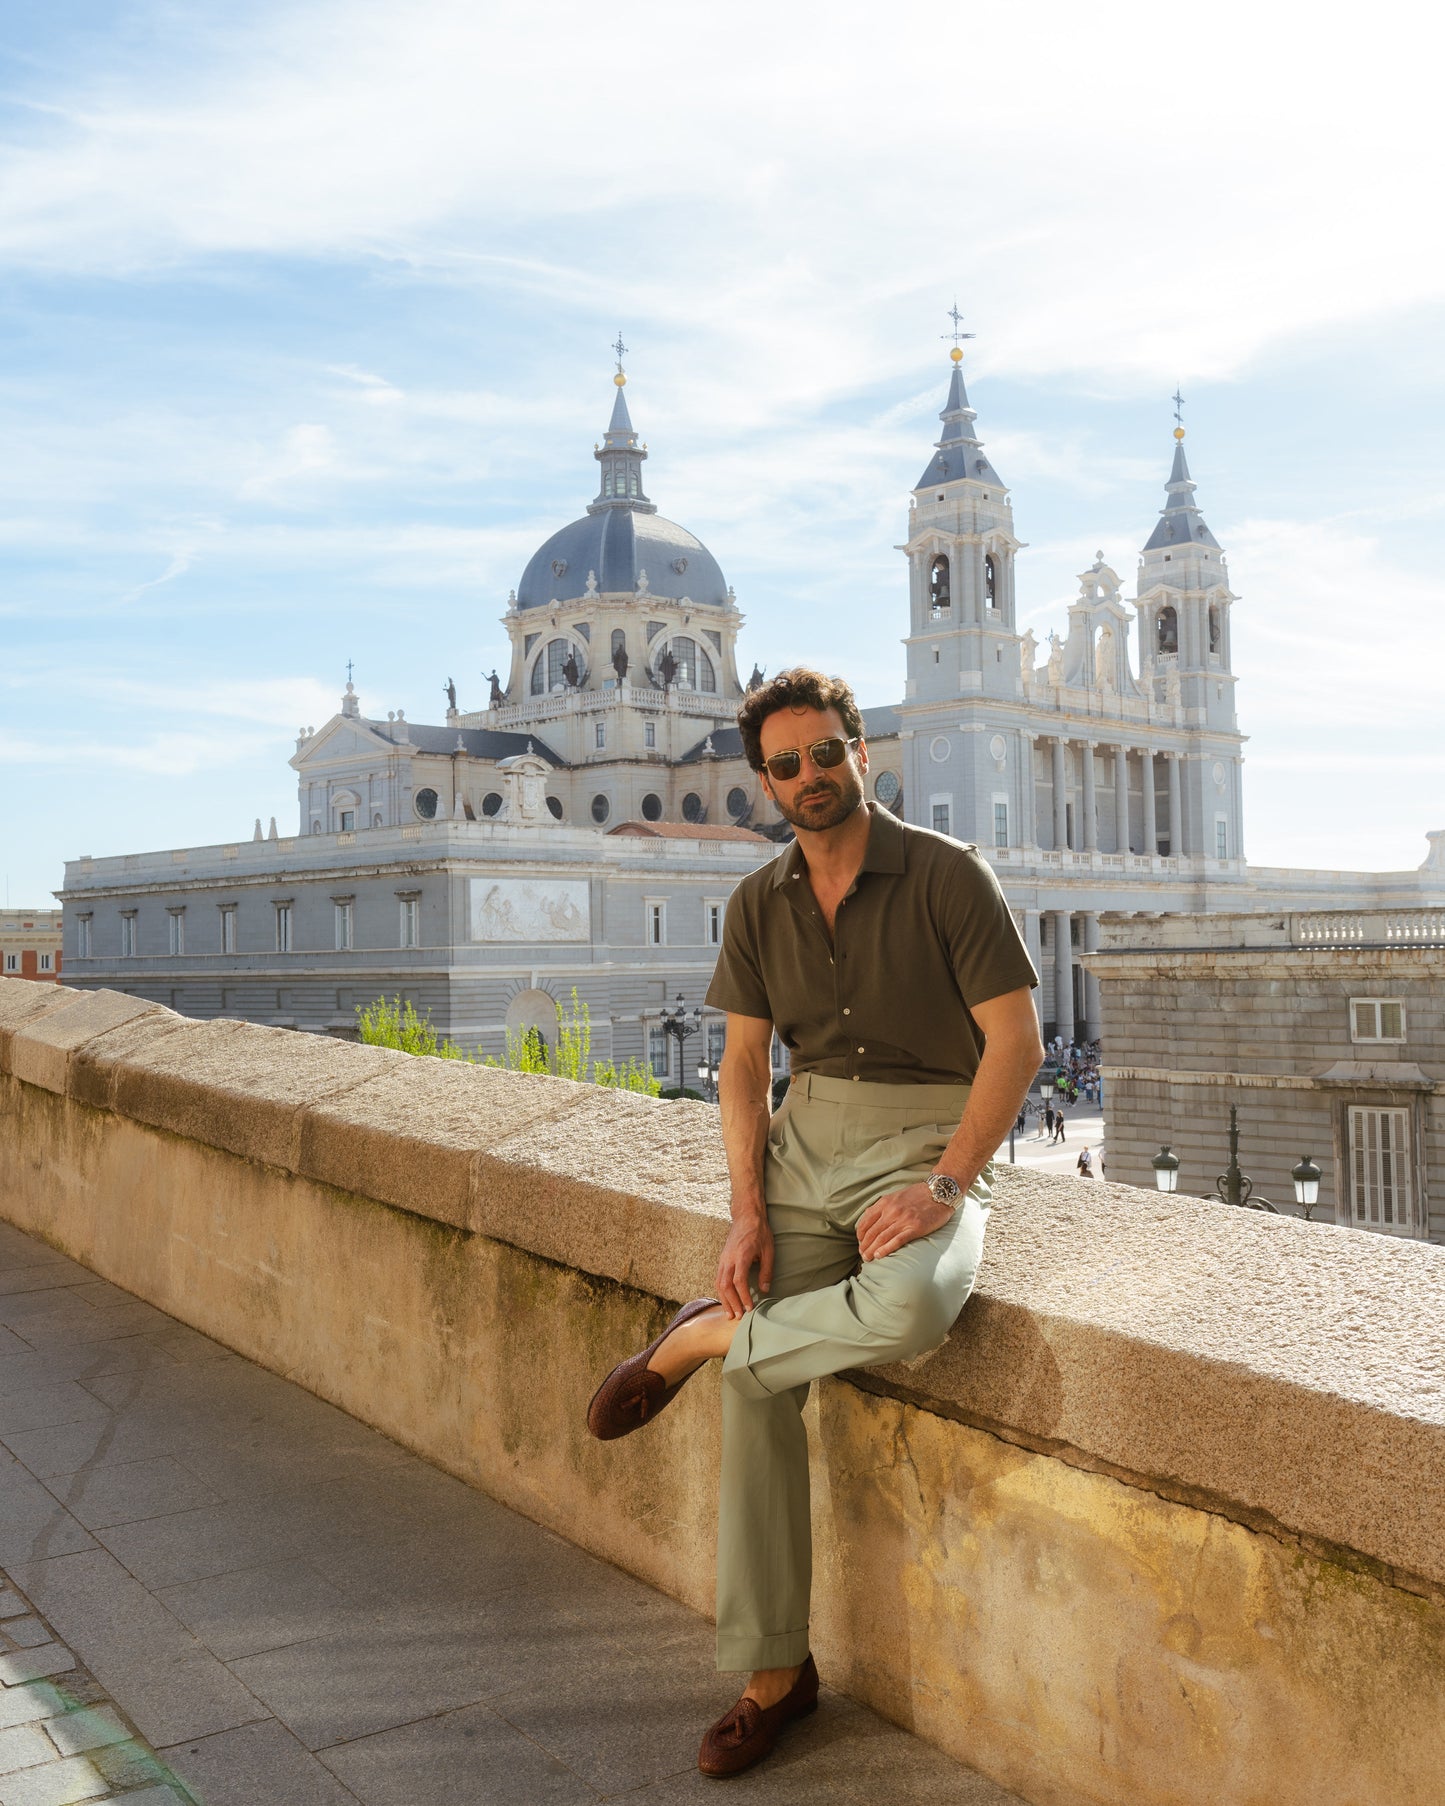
[58,337,1442,1062]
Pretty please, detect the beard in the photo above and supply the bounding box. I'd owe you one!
[771,768,865,833]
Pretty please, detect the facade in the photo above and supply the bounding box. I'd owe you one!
[1,909,61,983]
[1084,907,1445,1242]
[57,339,1445,1057]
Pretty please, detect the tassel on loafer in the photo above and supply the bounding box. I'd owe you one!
[586,1297,721,1441]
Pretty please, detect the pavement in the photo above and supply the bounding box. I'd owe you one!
[0,1215,1019,1805]
[993,1102,1107,1181]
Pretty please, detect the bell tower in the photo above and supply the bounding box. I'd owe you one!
[902,316,1022,707]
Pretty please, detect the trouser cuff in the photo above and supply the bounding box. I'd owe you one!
[721,1308,778,1401]
[716,1625,811,1673]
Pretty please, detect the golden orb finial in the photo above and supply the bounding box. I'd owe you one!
[949,346,964,364]
[1173,425,1186,440]
[614,371,627,387]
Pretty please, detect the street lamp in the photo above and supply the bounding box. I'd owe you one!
[696,1054,720,1102]
[659,992,701,1090]
[1155,1108,1325,1217]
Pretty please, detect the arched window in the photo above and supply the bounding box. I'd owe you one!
[985,553,998,607]
[532,638,574,694]
[603,470,613,497]
[929,554,950,613]
[1156,606,1178,655]
[611,628,626,659]
[664,637,717,693]
[1208,605,1221,653]
[545,796,564,820]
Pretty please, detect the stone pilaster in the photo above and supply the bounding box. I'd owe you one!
[1053,909,1074,1043]
[1081,742,1098,852]
[1168,752,1183,858]
[1052,737,1069,851]
[1114,746,1131,854]
[1141,750,1158,858]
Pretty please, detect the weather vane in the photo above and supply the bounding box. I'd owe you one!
[612,333,628,375]
[941,302,975,352]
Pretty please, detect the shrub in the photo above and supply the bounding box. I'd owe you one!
[355,995,469,1060]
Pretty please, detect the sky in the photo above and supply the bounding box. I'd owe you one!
[2,0,1443,905]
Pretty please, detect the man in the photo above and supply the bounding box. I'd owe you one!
[586,668,1043,1778]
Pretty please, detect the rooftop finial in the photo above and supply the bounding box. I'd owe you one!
[612,332,628,387]
[1172,386,1186,440]
[942,300,975,364]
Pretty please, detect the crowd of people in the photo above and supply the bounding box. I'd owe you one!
[1010,1039,1106,1176]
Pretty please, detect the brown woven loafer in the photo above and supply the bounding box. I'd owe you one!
[586,1297,721,1441]
[698,1655,819,1778]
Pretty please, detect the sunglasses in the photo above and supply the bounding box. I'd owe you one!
[760,736,860,782]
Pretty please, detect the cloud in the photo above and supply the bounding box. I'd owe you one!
[238,422,338,500]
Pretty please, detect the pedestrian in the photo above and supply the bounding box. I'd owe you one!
[1044,1103,1056,1138]
[1053,1109,1067,1144]
[1076,1147,1094,1179]
[586,667,1043,1779]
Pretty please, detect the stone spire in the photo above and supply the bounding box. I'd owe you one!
[1142,429,1220,552]
[916,348,1005,491]
[589,340,655,515]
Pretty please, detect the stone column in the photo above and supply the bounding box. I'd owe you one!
[1167,752,1183,858]
[1051,737,1069,850]
[1113,746,1131,853]
[1020,734,1037,846]
[1081,741,1098,851]
[1081,912,1101,1041]
[1052,910,1074,1045]
[1141,749,1157,858]
[1023,909,1043,1026]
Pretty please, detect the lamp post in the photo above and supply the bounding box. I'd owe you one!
[1153,1108,1324,1217]
[659,993,701,1091]
[696,1053,720,1103]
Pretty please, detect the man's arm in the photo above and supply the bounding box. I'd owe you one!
[856,986,1044,1263]
[715,1011,777,1319]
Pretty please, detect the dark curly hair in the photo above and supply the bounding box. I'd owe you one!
[736,668,865,773]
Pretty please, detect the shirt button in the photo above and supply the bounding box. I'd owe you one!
[857,1046,865,1054]
[843,1007,850,1015]
[852,1075,860,1082]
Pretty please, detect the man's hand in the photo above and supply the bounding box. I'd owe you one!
[717,1211,774,1319]
[856,1182,953,1263]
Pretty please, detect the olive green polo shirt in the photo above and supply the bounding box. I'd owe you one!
[705,804,1037,1086]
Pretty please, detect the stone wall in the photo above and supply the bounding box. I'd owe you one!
[2,977,1443,1806]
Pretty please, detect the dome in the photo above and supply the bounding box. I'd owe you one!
[516,509,728,611]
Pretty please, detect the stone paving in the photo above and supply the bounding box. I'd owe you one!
[0,1217,1018,1805]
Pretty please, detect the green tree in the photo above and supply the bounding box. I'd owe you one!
[355,995,469,1060]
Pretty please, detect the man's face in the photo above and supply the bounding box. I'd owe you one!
[757,704,868,833]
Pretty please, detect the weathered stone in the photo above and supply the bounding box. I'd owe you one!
[0,986,79,1078]
[9,994,171,1097]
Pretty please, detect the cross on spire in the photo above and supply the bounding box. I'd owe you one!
[1172,387,1185,427]
[345,658,354,684]
[612,333,628,375]
[941,302,975,350]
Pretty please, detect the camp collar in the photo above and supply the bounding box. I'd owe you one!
[769,801,907,890]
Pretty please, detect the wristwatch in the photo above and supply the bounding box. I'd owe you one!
[926,1172,963,1211]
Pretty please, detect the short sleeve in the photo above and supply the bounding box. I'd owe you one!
[941,847,1039,1008]
[705,886,772,1020]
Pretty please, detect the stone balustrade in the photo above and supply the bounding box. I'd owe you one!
[1,976,1442,1806]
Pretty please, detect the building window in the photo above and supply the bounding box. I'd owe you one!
[1209,604,1222,653]
[167,912,185,957]
[335,902,353,951]
[682,792,704,823]
[414,789,438,821]
[985,552,998,608]
[1215,818,1229,860]
[647,1025,669,1079]
[646,901,666,945]
[595,721,606,749]
[339,810,355,832]
[481,792,503,817]
[993,801,1009,848]
[591,794,611,824]
[400,898,419,948]
[726,786,750,821]
[611,627,627,664]
[1156,606,1178,654]
[706,901,724,946]
[275,905,292,953]
[706,1019,726,1069]
[3,953,16,973]
[120,914,137,958]
[77,918,92,958]
[931,800,951,837]
[644,721,657,750]
[39,952,52,972]
[546,796,564,820]
[1348,1106,1415,1235]
[929,553,950,614]
[1351,999,1406,1043]
[641,792,662,821]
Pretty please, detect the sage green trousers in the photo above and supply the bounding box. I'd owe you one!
[715,1072,990,1672]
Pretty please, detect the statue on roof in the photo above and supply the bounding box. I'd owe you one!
[659,647,678,687]
[611,641,629,679]
[747,663,765,691]
[562,650,581,689]
[487,669,505,709]
[444,676,457,712]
